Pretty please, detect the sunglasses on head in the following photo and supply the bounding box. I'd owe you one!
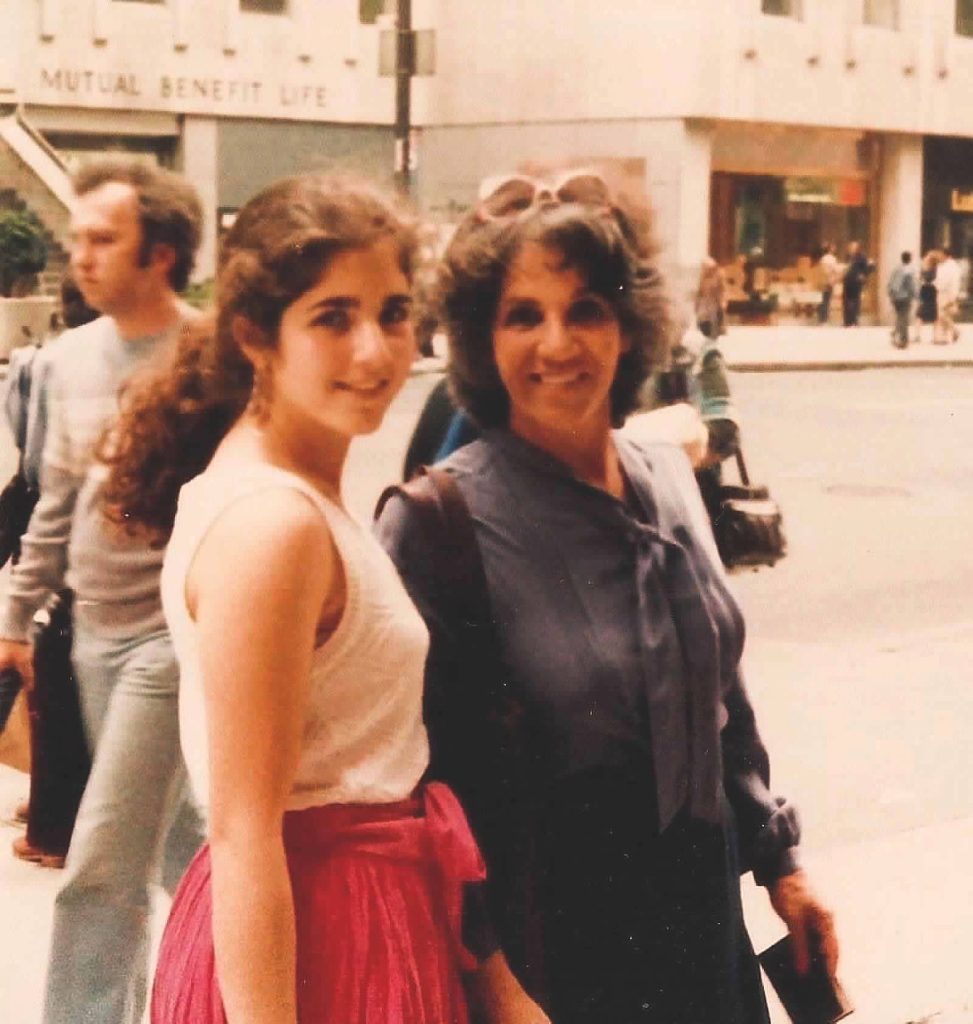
[475,170,611,221]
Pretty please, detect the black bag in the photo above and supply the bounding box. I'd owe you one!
[712,450,786,569]
[26,589,91,858]
[0,459,39,567]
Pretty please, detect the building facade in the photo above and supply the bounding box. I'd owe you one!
[0,0,404,277]
[412,0,973,322]
[1,0,972,322]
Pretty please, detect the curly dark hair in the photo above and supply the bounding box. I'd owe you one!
[100,174,418,544]
[73,157,204,292]
[439,190,672,429]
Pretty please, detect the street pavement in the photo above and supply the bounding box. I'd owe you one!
[2,326,973,1023]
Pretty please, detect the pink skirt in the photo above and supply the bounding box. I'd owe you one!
[151,783,485,1024]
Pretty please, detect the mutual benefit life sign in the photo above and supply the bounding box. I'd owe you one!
[37,66,329,118]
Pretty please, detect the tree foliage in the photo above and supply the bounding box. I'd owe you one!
[0,210,49,297]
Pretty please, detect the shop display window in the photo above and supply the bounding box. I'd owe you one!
[711,171,873,323]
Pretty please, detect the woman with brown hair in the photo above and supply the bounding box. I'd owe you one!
[100,175,547,1024]
[377,171,838,1024]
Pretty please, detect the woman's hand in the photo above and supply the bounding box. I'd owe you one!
[470,952,552,1024]
[768,870,839,978]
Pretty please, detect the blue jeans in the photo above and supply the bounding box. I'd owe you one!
[42,626,204,1024]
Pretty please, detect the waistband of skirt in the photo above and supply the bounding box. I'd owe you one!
[280,782,483,870]
[282,793,424,850]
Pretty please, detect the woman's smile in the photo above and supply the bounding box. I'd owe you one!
[527,368,591,386]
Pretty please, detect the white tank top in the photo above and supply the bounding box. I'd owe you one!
[161,463,430,816]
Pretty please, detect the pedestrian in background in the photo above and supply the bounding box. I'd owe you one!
[0,157,206,1024]
[0,272,97,866]
[100,174,547,1024]
[916,252,939,344]
[841,241,873,327]
[660,317,741,526]
[886,250,917,349]
[816,242,839,324]
[694,256,726,339]
[378,170,838,1024]
[934,246,961,344]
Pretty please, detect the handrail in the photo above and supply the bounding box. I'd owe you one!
[14,105,69,173]
[0,109,73,211]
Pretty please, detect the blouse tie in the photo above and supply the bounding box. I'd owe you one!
[626,517,725,828]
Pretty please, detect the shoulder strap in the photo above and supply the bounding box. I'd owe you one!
[734,448,751,487]
[375,465,495,657]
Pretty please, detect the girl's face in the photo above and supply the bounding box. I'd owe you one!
[268,239,415,441]
[492,241,626,447]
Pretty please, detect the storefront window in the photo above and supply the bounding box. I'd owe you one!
[761,0,803,18]
[711,171,872,321]
[922,137,973,291]
[863,0,899,29]
[713,174,869,264]
[958,0,973,37]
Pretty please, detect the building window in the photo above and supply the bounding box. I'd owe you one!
[359,0,394,24]
[240,0,287,13]
[761,0,803,18]
[959,0,973,37]
[863,0,898,29]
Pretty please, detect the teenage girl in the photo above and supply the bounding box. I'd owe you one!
[100,175,547,1024]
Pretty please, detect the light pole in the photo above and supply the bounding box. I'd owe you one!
[393,0,413,196]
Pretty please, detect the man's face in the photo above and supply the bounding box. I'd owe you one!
[69,181,166,316]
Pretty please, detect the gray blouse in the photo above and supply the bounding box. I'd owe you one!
[376,430,799,883]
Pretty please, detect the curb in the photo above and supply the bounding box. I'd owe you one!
[727,357,973,373]
[413,357,973,376]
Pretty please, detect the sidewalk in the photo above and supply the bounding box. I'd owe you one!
[410,322,973,376]
[2,756,971,1024]
[740,815,973,1024]
[723,323,973,372]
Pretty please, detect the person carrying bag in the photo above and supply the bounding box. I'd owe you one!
[663,323,786,571]
[0,283,96,867]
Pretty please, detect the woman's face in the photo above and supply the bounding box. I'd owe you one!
[492,241,626,446]
[268,238,415,441]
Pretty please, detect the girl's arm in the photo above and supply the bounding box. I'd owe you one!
[189,488,336,1024]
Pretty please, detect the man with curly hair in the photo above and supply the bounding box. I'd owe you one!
[0,157,205,1024]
